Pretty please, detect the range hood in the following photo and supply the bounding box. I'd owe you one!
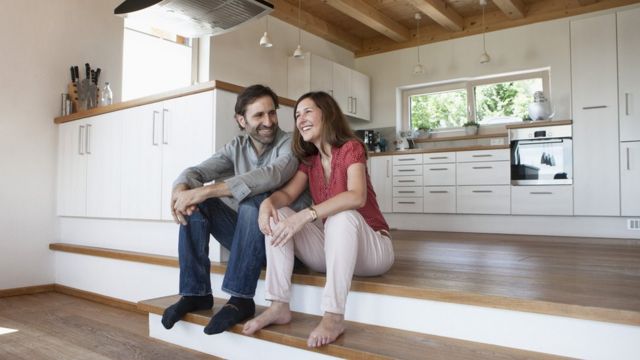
[114,0,273,38]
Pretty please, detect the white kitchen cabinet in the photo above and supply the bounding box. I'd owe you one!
[457,161,510,186]
[511,185,573,216]
[423,152,455,164]
[287,53,333,99]
[457,186,510,215]
[618,7,640,142]
[571,14,620,216]
[392,154,423,213]
[423,164,455,186]
[349,69,371,121]
[57,112,122,218]
[621,141,640,216]
[456,149,509,163]
[369,156,392,213]
[332,62,351,117]
[424,186,456,213]
[120,91,214,220]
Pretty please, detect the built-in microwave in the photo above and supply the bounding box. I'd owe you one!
[510,124,572,185]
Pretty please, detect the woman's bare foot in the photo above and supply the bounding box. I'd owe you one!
[242,301,292,335]
[307,312,345,348]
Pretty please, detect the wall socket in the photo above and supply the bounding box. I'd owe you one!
[628,219,640,231]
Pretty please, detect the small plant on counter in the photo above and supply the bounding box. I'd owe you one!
[462,121,479,135]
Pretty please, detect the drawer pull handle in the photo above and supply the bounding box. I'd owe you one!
[398,201,416,204]
[429,156,447,159]
[398,169,416,172]
[472,190,493,193]
[398,158,417,161]
[582,105,607,110]
[472,166,493,169]
[398,180,416,183]
[429,168,448,171]
[398,191,416,194]
[429,190,449,194]
[530,191,552,195]
[472,154,492,157]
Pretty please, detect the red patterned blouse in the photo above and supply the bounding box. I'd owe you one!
[298,140,389,232]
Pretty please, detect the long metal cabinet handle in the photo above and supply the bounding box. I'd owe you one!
[398,158,418,161]
[582,105,607,110]
[162,109,169,144]
[625,93,630,116]
[472,166,493,169]
[428,168,448,171]
[78,125,85,155]
[429,156,448,160]
[530,191,552,195]
[398,191,416,194]
[354,97,357,114]
[472,190,493,193]
[152,110,159,146]
[627,147,631,170]
[429,190,449,194]
[398,201,416,204]
[398,169,416,172]
[386,159,390,178]
[85,124,92,154]
[398,180,415,183]
[472,154,492,158]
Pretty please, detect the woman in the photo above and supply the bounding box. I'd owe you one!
[242,91,394,347]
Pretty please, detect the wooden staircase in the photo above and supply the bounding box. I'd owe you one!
[48,230,640,359]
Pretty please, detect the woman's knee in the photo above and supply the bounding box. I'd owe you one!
[325,210,361,229]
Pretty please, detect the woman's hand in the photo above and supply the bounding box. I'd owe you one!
[258,198,279,236]
[270,211,309,247]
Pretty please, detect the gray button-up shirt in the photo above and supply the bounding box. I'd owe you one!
[173,127,310,211]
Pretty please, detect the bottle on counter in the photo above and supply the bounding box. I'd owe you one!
[100,82,113,106]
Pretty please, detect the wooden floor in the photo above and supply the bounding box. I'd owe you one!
[0,292,217,360]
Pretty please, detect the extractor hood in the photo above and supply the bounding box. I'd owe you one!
[114,0,273,38]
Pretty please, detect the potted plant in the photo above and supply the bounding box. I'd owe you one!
[463,121,479,136]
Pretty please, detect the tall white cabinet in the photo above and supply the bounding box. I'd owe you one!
[368,156,392,213]
[618,7,640,216]
[570,13,620,216]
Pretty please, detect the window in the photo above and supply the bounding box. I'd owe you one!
[122,19,196,100]
[404,70,549,131]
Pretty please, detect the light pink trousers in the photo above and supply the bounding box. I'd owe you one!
[264,207,395,314]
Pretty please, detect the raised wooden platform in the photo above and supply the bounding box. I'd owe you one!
[50,230,640,326]
[139,294,565,360]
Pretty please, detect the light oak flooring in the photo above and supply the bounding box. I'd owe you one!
[0,292,217,360]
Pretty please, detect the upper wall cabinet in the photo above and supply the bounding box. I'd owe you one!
[618,7,640,142]
[288,53,371,121]
[571,13,620,216]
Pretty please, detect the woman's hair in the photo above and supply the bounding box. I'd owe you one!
[291,91,366,162]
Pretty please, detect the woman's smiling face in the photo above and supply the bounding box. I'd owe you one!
[295,98,324,144]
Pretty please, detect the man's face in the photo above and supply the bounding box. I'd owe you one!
[237,96,279,149]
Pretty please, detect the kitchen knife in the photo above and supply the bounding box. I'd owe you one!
[91,69,96,85]
[85,63,91,80]
[70,66,76,83]
[95,68,101,86]
[74,66,80,83]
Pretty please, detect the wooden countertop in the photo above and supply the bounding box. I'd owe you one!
[370,144,510,157]
[54,80,297,124]
[505,119,572,129]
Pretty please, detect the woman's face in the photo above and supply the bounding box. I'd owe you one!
[295,98,324,144]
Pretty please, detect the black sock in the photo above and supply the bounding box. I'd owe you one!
[203,296,255,335]
[161,295,213,329]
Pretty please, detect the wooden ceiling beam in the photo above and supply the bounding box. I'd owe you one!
[577,0,599,5]
[270,0,362,52]
[492,0,527,19]
[323,0,410,42]
[407,0,464,32]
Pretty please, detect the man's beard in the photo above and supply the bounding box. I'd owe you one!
[249,124,278,146]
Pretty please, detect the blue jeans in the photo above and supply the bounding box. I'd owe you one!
[178,193,268,299]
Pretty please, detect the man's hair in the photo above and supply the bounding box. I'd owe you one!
[291,91,365,163]
[235,84,279,118]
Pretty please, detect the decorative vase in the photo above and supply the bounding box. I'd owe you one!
[528,91,552,121]
[464,125,478,136]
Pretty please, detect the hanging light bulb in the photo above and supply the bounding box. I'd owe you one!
[413,13,425,75]
[292,0,304,59]
[479,0,491,64]
[259,16,272,48]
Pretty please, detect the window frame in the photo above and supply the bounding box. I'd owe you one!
[402,70,550,132]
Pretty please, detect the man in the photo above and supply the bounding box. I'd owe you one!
[161,84,309,334]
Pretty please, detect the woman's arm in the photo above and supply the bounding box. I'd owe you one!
[259,171,308,236]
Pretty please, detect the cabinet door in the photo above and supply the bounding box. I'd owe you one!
[369,156,392,213]
[571,14,620,216]
[618,8,640,142]
[621,141,640,216]
[287,55,311,100]
[85,112,122,218]
[310,55,334,95]
[57,121,87,216]
[161,92,214,220]
[332,62,351,115]
[351,70,370,121]
[120,103,163,219]
[511,185,573,216]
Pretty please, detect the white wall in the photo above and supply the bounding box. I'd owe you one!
[209,16,354,97]
[0,0,124,289]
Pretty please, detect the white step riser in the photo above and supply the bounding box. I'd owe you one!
[148,314,338,359]
[55,252,640,359]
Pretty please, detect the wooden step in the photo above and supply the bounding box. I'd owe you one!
[139,295,565,360]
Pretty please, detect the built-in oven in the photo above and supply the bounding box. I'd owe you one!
[510,124,572,185]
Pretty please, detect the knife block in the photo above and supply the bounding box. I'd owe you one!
[68,82,100,113]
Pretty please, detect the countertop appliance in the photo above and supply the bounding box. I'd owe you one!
[510,124,572,185]
[114,0,273,38]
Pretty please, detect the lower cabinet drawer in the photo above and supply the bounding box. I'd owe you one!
[393,186,423,197]
[393,198,424,213]
[457,185,510,214]
[511,185,573,215]
[457,161,510,185]
[393,176,423,187]
[424,186,456,213]
[423,164,455,185]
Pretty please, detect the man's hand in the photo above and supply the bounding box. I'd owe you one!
[170,184,200,225]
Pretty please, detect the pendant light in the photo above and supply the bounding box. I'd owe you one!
[413,13,425,75]
[259,16,272,48]
[479,0,491,64]
[292,0,304,59]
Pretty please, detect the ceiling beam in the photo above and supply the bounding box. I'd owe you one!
[492,0,526,19]
[270,0,362,52]
[406,0,464,32]
[323,0,410,42]
[576,0,599,5]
